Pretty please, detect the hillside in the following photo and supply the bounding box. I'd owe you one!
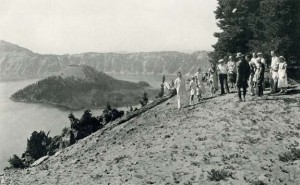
[2,87,300,184]
[0,41,210,81]
[10,65,157,109]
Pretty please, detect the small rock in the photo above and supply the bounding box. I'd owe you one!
[54,151,61,157]
[258,174,269,184]
[31,156,49,167]
[164,135,171,138]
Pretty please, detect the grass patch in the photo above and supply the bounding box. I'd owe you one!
[207,169,233,181]
[279,148,300,162]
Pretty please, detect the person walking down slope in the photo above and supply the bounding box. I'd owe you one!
[217,59,230,95]
[278,56,288,94]
[208,63,219,97]
[174,72,188,109]
[227,56,237,89]
[254,58,265,97]
[236,53,251,101]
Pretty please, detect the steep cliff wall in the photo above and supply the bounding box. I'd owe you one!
[0,41,210,80]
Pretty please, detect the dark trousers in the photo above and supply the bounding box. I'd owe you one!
[237,87,247,100]
[219,74,229,94]
[256,84,263,96]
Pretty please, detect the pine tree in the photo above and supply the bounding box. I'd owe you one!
[171,80,175,88]
[25,131,52,160]
[158,75,166,97]
[8,155,25,169]
[68,112,79,129]
[139,92,149,106]
[143,92,148,105]
[106,102,112,111]
[211,0,300,71]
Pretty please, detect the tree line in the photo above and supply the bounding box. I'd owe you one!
[211,0,300,80]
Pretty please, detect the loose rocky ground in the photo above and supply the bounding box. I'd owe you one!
[1,87,300,185]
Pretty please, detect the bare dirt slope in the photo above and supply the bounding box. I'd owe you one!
[1,88,300,185]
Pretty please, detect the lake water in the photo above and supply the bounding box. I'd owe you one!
[0,74,172,171]
[0,79,105,171]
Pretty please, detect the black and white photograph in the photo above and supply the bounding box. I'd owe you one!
[0,0,300,184]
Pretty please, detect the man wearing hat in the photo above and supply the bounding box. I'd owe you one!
[236,53,250,101]
[217,58,230,95]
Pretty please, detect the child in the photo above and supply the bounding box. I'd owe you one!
[189,77,197,105]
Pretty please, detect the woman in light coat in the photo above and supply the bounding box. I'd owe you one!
[278,56,288,94]
[189,77,197,105]
[194,67,206,96]
[208,63,218,97]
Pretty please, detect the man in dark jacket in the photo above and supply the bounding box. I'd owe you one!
[236,53,251,101]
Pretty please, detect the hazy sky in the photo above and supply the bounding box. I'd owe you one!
[0,0,219,54]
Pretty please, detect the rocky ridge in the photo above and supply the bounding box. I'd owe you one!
[0,40,210,80]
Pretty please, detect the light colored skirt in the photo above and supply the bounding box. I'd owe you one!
[278,73,288,88]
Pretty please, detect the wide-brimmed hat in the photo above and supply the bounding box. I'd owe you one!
[279,56,285,60]
[218,59,224,63]
[236,52,244,58]
[257,52,263,55]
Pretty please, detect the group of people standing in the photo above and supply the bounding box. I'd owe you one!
[174,50,288,109]
[174,68,206,109]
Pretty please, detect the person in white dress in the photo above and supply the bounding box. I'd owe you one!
[208,63,218,97]
[227,56,237,89]
[189,77,197,105]
[194,67,206,96]
[196,85,201,102]
[249,54,257,96]
[174,72,188,109]
[251,52,257,64]
[270,51,280,93]
[278,56,288,94]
